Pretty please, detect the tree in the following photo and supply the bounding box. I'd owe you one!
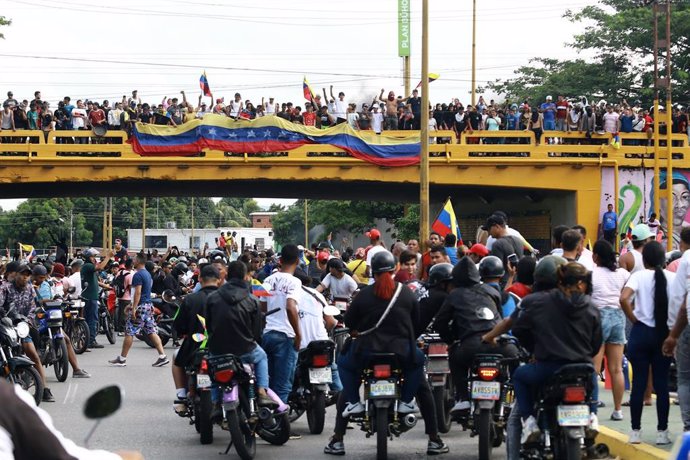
[0,16,11,40]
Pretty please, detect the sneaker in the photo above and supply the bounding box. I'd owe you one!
[42,388,55,403]
[610,410,624,421]
[72,369,91,378]
[173,400,187,416]
[629,429,642,444]
[108,356,127,367]
[88,342,104,349]
[289,432,302,440]
[257,394,278,408]
[324,439,345,456]
[398,401,418,414]
[342,401,365,418]
[596,400,605,408]
[450,400,471,413]
[117,332,124,337]
[520,415,540,445]
[427,438,450,455]
[152,356,170,367]
[588,413,599,432]
[656,429,672,445]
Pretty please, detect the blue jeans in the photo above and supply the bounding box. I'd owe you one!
[241,345,269,390]
[507,402,521,460]
[330,362,343,392]
[337,344,424,404]
[543,120,556,131]
[676,326,690,431]
[262,330,297,404]
[84,299,98,345]
[627,322,671,430]
[513,361,598,420]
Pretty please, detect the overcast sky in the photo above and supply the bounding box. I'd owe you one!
[0,0,598,210]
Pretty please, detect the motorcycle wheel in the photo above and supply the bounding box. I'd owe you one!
[376,406,388,460]
[10,365,44,406]
[306,391,326,435]
[477,408,493,460]
[71,320,90,355]
[227,409,256,460]
[433,383,453,434]
[54,338,69,382]
[258,412,290,445]
[198,391,213,445]
[104,312,116,345]
[560,431,583,460]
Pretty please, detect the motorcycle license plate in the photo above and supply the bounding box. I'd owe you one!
[309,367,332,384]
[197,374,212,389]
[471,381,501,400]
[369,381,397,397]
[557,405,590,426]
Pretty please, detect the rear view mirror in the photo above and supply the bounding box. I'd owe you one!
[162,289,175,303]
[68,286,76,294]
[83,385,122,420]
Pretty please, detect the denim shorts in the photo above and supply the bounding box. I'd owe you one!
[600,307,626,345]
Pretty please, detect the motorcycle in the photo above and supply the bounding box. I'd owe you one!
[330,296,350,358]
[35,300,70,382]
[521,363,607,460]
[288,339,336,434]
[459,335,520,460]
[351,353,418,460]
[62,299,90,355]
[98,289,116,345]
[207,352,291,459]
[174,348,215,445]
[137,291,178,348]
[0,306,44,405]
[419,332,453,434]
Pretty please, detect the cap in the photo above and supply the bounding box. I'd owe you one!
[546,95,553,100]
[317,251,330,262]
[52,263,66,277]
[5,261,20,274]
[366,229,381,240]
[329,258,346,271]
[481,214,506,231]
[17,264,32,274]
[468,244,489,257]
[70,259,84,267]
[297,245,305,251]
[32,265,48,276]
[631,223,653,241]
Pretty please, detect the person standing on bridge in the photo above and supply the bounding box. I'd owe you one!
[602,203,618,246]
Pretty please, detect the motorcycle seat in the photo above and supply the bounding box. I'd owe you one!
[305,339,335,352]
[366,352,400,368]
[550,363,595,378]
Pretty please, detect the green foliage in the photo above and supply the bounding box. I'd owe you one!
[393,205,420,242]
[480,1,690,104]
[0,16,11,40]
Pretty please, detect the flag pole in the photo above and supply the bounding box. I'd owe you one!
[419,0,430,245]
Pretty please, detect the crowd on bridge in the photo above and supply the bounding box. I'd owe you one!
[3,87,689,146]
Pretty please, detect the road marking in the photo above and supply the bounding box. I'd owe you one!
[63,383,78,404]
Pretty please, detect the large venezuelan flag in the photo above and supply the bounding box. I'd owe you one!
[130,115,421,166]
[431,198,463,245]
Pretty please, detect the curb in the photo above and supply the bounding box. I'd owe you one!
[596,426,669,460]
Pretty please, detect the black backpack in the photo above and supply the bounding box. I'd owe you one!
[113,270,130,298]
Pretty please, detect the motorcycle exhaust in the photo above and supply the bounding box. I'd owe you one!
[402,414,417,429]
[258,407,277,428]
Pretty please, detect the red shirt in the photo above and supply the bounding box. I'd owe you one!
[303,111,317,127]
[88,109,106,126]
[506,282,532,299]
[556,101,569,119]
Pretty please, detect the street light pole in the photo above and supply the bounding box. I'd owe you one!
[69,209,73,259]
[419,0,430,242]
[471,0,477,106]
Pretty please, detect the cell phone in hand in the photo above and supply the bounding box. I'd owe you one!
[507,253,519,267]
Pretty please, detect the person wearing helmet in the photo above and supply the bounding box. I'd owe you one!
[479,255,518,318]
[325,250,431,455]
[433,256,518,415]
[416,262,453,335]
[82,247,114,349]
[512,262,602,444]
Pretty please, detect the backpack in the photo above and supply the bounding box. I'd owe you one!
[113,270,130,298]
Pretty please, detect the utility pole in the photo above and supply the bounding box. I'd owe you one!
[102,197,107,249]
[191,197,195,253]
[419,0,430,241]
[142,197,147,251]
[471,0,477,106]
[69,209,73,259]
[304,199,309,248]
[108,197,113,250]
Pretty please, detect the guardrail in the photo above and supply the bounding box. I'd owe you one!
[0,129,688,168]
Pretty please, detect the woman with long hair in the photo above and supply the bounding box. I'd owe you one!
[620,241,679,445]
[590,240,629,421]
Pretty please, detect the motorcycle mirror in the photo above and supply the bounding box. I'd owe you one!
[162,289,175,303]
[83,385,122,420]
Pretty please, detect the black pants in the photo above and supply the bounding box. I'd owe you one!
[449,335,518,401]
[603,229,616,246]
[116,299,130,332]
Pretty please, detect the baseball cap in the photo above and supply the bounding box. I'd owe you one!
[17,264,32,274]
[52,263,66,277]
[317,251,330,262]
[328,258,346,271]
[481,214,506,231]
[32,265,48,276]
[366,229,381,240]
[70,259,83,267]
[297,245,305,251]
[5,261,20,274]
[468,244,489,258]
[631,224,653,241]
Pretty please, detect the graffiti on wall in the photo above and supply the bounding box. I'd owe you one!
[600,167,690,250]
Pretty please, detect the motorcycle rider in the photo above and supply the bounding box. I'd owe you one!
[316,258,358,301]
[416,262,454,333]
[433,256,518,414]
[0,262,54,402]
[171,264,219,413]
[205,260,276,407]
[81,247,114,349]
[512,262,602,444]
[324,250,425,456]
[478,256,518,318]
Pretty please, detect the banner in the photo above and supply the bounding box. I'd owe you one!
[398,0,410,57]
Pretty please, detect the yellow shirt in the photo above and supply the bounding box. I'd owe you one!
[347,259,368,285]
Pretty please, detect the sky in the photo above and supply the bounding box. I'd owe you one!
[0,0,598,210]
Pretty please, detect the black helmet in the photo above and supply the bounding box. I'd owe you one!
[427,263,453,287]
[534,255,567,289]
[451,257,481,287]
[207,250,228,265]
[173,262,188,276]
[478,255,505,279]
[371,250,396,274]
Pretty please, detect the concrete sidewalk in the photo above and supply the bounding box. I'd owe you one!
[595,384,681,459]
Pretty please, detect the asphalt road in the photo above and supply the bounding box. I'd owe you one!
[43,338,507,460]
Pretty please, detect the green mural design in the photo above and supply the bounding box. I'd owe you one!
[618,183,643,234]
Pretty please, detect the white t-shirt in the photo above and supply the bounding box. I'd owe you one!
[263,271,301,337]
[625,269,678,328]
[334,99,347,120]
[65,271,82,299]
[670,250,690,319]
[297,286,330,350]
[71,108,86,129]
[366,245,387,285]
[577,248,595,271]
[371,112,384,133]
[265,102,276,115]
[603,112,619,133]
[320,273,358,300]
[229,100,242,117]
[647,219,661,236]
[346,112,359,130]
[486,226,525,251]
[591,266,629,309]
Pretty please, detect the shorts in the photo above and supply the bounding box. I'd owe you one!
[600,307,626,345]
[125,303,157,337]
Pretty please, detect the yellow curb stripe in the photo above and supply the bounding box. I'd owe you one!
[596,426,669,460]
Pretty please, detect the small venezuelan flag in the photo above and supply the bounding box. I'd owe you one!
[414,72,440,90]
[199,71,212,97]
[303,76,315,101]
[431,197,463,246]
[251,279,272,297]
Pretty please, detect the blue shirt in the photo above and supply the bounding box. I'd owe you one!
[445,247,458,265]
[506,114,520,130]
[540,102,556,122]
[620,115,634,133]
[603,211,618,231]
[37,281,52,301]
[132,268,153,304]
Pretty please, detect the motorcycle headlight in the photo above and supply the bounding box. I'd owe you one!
[15,322,29,339]
[48,309,62,320]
